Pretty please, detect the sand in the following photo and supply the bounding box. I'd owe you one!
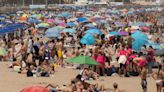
[0,62,156,92]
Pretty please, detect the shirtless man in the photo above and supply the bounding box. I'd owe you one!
[141,65,147,92]
[39,42,45,65]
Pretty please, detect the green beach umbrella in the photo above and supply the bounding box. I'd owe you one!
[68,55,99,65]
[0,48,7,56]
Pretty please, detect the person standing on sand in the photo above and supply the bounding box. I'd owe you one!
[141,65,148,92]
[16,42,27,69]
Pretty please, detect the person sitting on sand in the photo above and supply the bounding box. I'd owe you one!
[113,82,120,92]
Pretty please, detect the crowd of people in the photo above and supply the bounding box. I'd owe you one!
[0,5,163,92]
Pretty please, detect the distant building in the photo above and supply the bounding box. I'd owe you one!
[74,0,107,5]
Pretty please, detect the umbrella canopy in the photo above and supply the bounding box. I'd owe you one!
[132,31,148,50]
[118,31,129,36]
[68,55,99,65]
[63,28,76,33]
[58,23,66,27]
[36,23,49,28]
[57,12,72,18]
[131,22,147,27]
[0,48,7,56]
[0,16,6,20]
[85,28,102,35]
[140,26,150,31]
[77,17,88,22]
[67,22,76,27]
[45,27,61,38]
[80,33,95,45]
[84,23,97,28]
[109,31,120,36]
[21,86,49,92]
[30,14,42,18]
[47,19,55,23]
[28,18,41,23]
[146,41,161,50]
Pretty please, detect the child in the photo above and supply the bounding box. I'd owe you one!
[113,82,120,92]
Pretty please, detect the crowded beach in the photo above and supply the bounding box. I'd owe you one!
[0,5,164,92]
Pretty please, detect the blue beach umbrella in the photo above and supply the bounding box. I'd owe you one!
[132,31,148,50]
[45,28,61,38]
[63,28,76,33]
[80,33,95,45]
[77,17,88,22]
[28,18,41,23]
[67,22,76,27]
[109,31,120,36]
[85,28,102,35]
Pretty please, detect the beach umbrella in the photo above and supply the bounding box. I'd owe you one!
[85,28,102,35]
[80,33,95,45]
[132,31,148,50]
[58,23,66,27]
[77,17,88,22]
[52,26,65,30]
[21,86,49,92]
[146,41,161,50]
[0,16,5,20]
[63,28,76,33]
[36,23,49,28]
[118,31,129,36]
[47,19,55,23]
[0,48,7,56]
[67,22,76,27]
[109,31,120,36]
[131,22,147,27]
[54,19,64,24]
[84,23,97,28]
[57,12,72,18]
[140,26,150,31]
[30,14,42,18]
[28,18,41,23]
[45,27,61,38]
[68,55,99,65]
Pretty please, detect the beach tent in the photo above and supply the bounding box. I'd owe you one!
[80,33,95,45]
[132,31,148,50]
